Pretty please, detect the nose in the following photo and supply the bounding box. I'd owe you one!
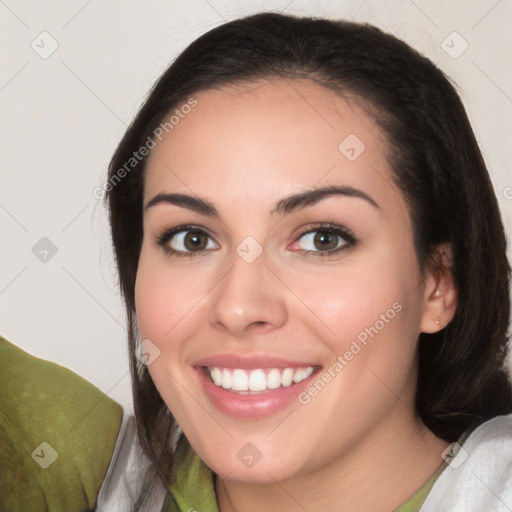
[207,246,288,339]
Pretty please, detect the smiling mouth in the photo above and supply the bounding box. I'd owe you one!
[202,366,318,394]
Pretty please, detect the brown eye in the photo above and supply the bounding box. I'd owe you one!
[313,231,339,251]
[160,228,218,254]
[296,228,348,254]
[183,230,208,251]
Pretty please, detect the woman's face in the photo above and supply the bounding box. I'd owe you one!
[135,79,437,483]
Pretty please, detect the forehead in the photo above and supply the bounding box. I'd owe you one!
[143,79,398,210]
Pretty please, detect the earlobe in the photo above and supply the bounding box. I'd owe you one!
[420,244,458,334]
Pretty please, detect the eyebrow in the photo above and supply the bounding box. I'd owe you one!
[144,185,380,217]
[145,192,218,216]
[272,185,380,216]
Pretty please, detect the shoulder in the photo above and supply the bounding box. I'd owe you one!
[420,414,512,512]
[0,335,123,511]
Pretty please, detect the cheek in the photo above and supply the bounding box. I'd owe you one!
[134,252,207,419]
[286,255,420,352]
[283,247,424,413]
[286,263,423,464]
[134,249,207,343]
[135,270,175,344]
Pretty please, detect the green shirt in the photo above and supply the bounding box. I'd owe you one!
[0,335,122,511]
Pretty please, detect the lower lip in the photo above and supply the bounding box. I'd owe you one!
[195,367,320,420]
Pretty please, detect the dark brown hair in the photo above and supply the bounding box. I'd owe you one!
[105,12,512,495]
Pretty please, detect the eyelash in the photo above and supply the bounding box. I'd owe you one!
[153,223,358,259]
[153,224,214,258]
[293,223,357,257]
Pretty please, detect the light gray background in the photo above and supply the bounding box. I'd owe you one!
[1,0,511,410]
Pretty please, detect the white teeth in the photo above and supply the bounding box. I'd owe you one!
[281,368,294,387]
[293,366,314,383]
[248,369,267,391]
[266,369,281,389]
[232,369,248,391]
[207,366,315,392]
[211,367,222,386]
[221,369,232,389]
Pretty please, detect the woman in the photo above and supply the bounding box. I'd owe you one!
[2,12,511,512]
[103,11,512,511]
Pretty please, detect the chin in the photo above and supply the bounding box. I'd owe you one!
[197,438,312,486]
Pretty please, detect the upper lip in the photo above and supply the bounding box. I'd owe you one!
[192,354,321,369]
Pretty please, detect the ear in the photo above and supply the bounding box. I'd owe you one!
[420,243,458,333]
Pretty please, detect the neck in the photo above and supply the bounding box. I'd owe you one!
[215,406,450,512]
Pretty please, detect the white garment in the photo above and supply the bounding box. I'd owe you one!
[96,413,168,512]
[419,414,512,512]
[97,412,512,512]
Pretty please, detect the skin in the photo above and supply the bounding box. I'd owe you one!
[134,78,457,511]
